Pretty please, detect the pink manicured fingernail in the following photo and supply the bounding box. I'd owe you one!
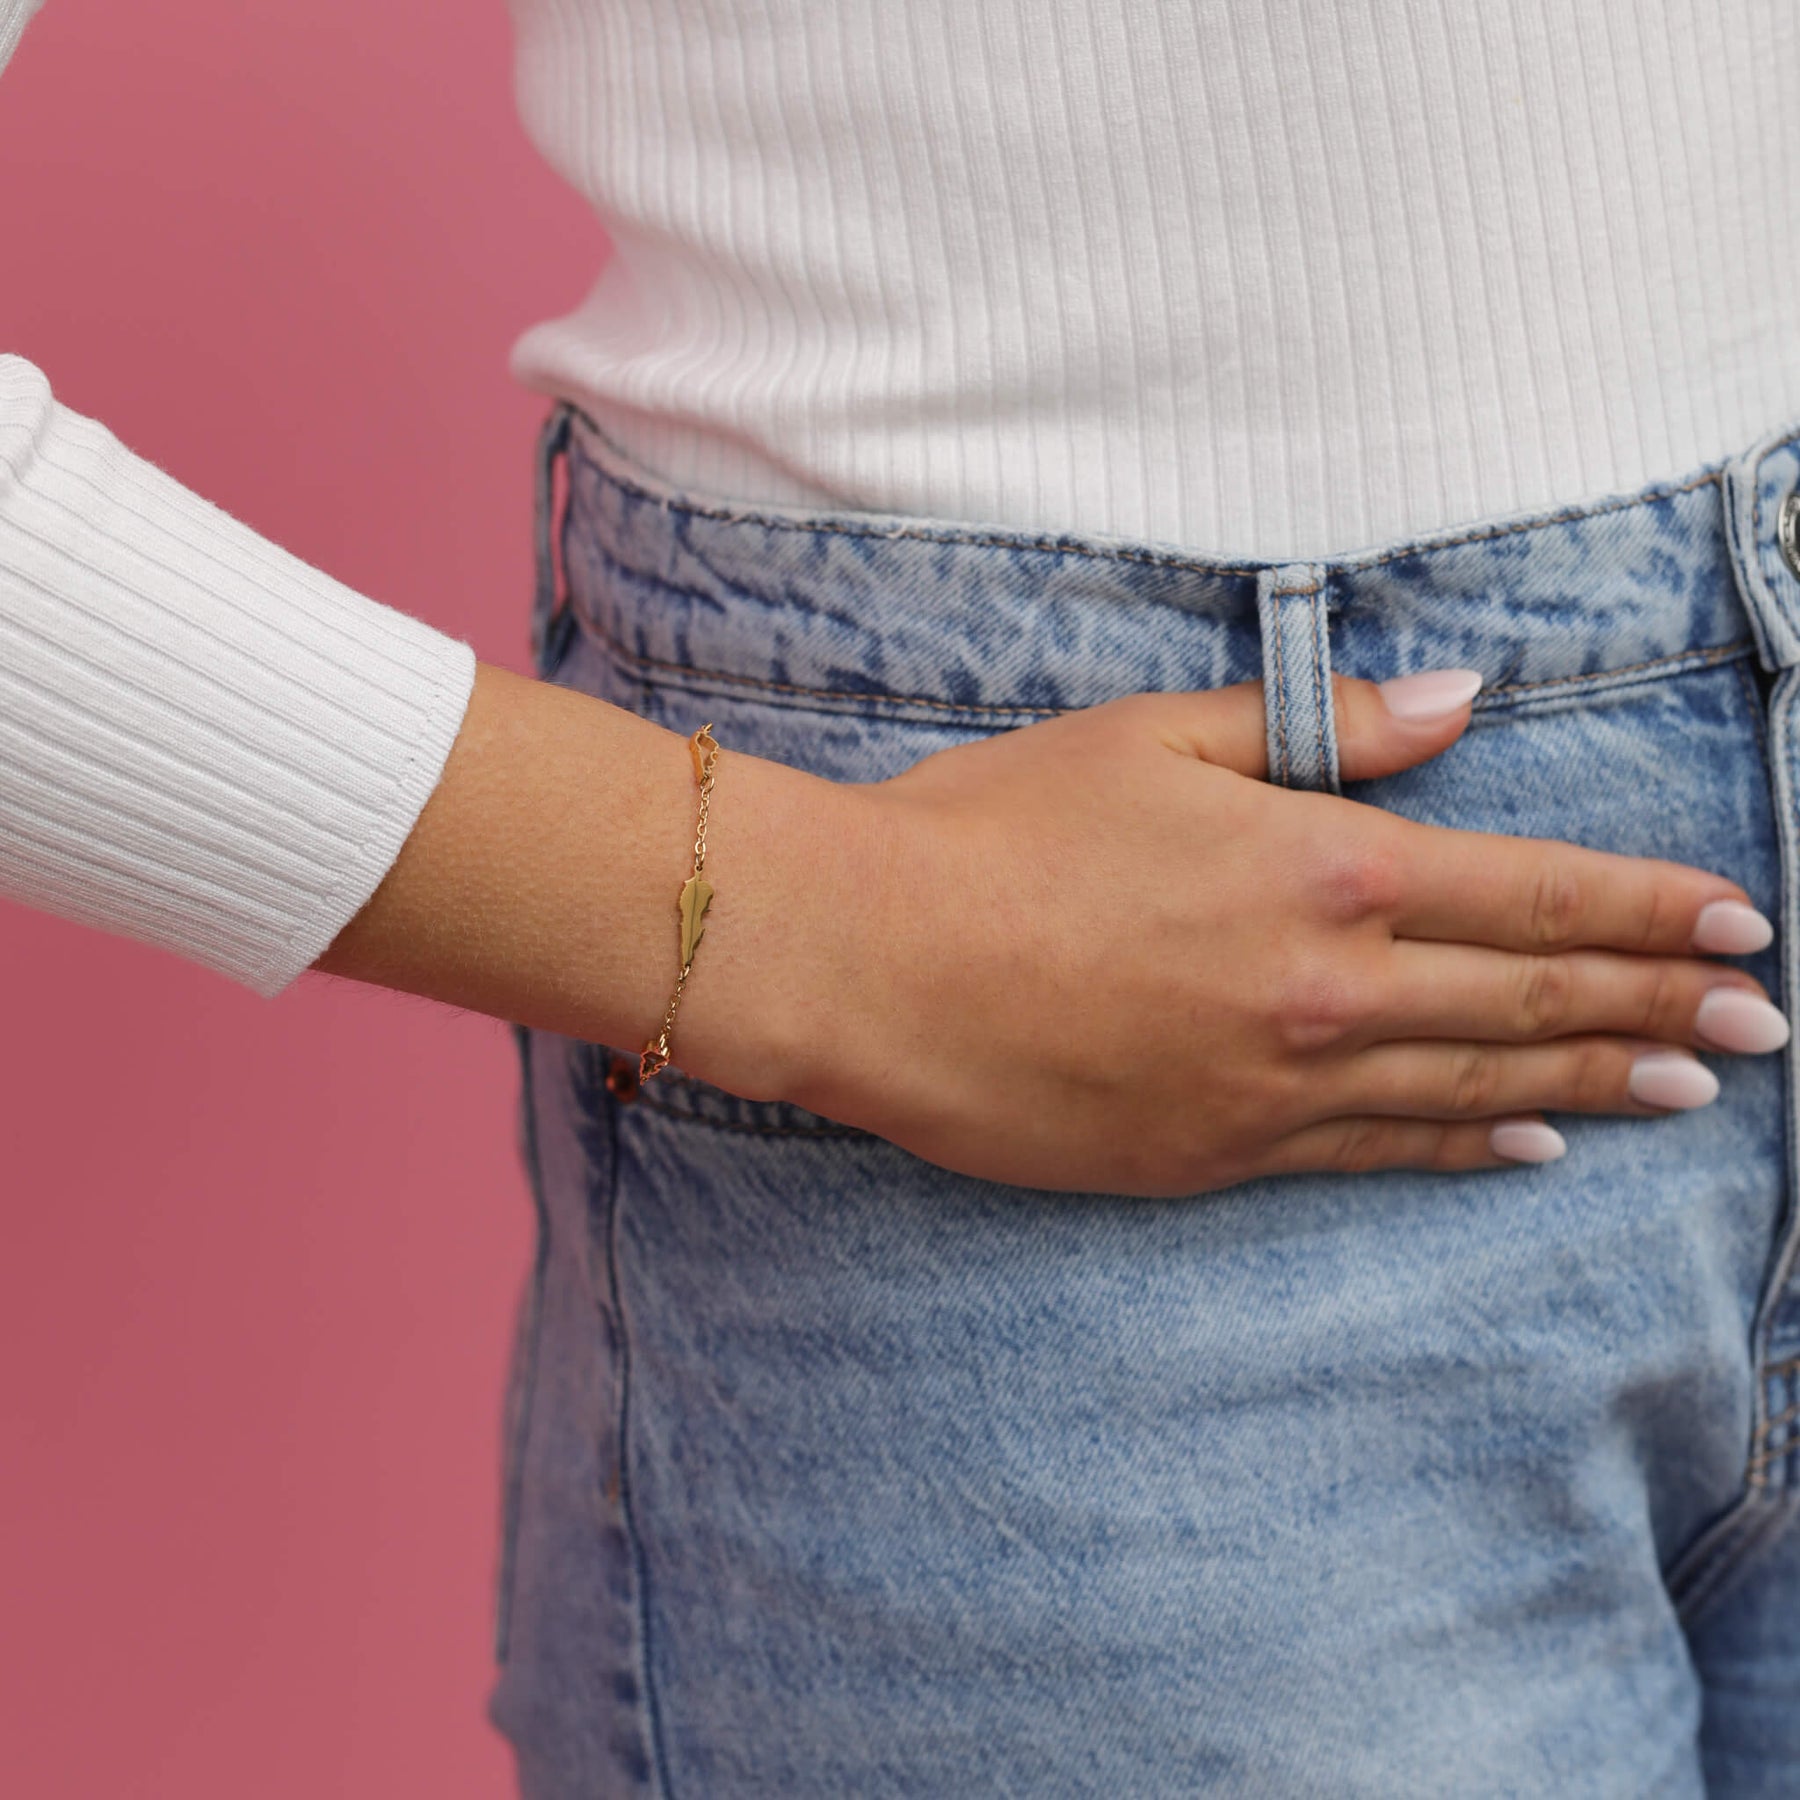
[1690,899,1774,954]
[1694,988,1791,1054]
[1489,1118,1567,1163]
[1376,667,1485,722]
[1627,1051,1720,1110]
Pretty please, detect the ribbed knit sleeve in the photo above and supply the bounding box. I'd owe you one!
[0,4,477,998]
[0,0,38,64]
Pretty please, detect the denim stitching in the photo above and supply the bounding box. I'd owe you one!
[1670,1490,1795,1621]
[629,1087,865,1138]
[1478,641,1752,698]
[586,1044,865,1139]
[1681,1531,1752,1601]
[577,608,1751,722]
[1717,566,1800,1502]
[1741,694,1800,1488]
[1722,454,1774,674]
[568,401,1757,579]
[1607,1329,1799,1612]
[1273,592,1291,785]
[1749,1432,1792,1476]
[1747,1364,1800,1475]
[575,605,1065,719]
[1309,580,1329,791]
[1669,1494,1761,1599]
[1747,1435,1796,1479]
[599,1075,673,1794]
[1754,1381,1800,1446]
[1735,654,1773,769]
[493,1024,553,1667]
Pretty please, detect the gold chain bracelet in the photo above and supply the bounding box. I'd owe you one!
[639,723,721,1083]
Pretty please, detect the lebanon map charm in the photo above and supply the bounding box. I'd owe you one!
[678,872,714,968]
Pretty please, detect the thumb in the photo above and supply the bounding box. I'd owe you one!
[1161,666,1484,780]
[1333,666,1486,781]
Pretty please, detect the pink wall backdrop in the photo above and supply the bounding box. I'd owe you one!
[0,3,605,1792]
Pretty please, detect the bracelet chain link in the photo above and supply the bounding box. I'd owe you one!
[639,723,720,1083]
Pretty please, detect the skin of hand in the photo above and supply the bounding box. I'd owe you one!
[731,673,1782,1195]
[315,661,1780,1201]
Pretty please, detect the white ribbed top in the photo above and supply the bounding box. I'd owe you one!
[508,0,1800,559]
[6,0,1800,997]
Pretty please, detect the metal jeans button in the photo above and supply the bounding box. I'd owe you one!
[1779,489,1800,581]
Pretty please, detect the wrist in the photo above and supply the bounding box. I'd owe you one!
[309,660,878,1112]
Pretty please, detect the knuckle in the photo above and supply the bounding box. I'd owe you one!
[1331,1117,1393,1173]
[1083,692,1157,751]
[1541,1041,1610,1112]
[1085,694,1150,752]
[1107,690,1160,730]
[1574,1046,1622,1111]
[1273,959,1370,1053]
[1634,960,1681,1038]
[1447,1045,1503,1115]
[1514,955,1575,1038]
[1429,1128,1478,1172]
[1525,862,1586,951]
[1632,881,1671,956]
[1313,833,1406,924]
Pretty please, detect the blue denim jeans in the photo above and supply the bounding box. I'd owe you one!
[488,400,1800,1797]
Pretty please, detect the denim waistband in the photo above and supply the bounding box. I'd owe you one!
[535,401,1800,730]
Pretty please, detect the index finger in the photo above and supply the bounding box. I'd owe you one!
[1382,817,1771,957]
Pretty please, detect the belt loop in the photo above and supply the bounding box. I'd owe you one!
[1256,561,1340,795]
[530,402,576,673]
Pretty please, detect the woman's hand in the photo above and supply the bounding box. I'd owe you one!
[712,669,1786,1198]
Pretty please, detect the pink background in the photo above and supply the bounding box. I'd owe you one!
[0,3,603,1792]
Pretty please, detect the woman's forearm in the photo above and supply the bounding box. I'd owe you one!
[310,661,845,1099]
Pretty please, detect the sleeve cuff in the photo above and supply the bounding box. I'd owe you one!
[0,353,480,998]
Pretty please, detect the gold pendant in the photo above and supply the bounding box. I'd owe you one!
[678,873,714,966]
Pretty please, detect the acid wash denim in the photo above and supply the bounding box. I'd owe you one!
[487,400,1800,1799]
